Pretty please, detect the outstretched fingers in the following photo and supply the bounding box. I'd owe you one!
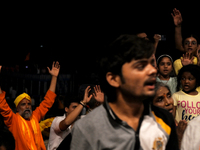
[83,86,93,103]
[53,61,60,69]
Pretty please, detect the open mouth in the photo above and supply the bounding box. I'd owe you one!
[187,48,193,51]
[183,85,190,89]
[168,108,173,114]
[144,79,156,89]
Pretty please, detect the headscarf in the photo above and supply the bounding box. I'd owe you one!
[14,93,31,107]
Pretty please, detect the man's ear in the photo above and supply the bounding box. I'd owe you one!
[65,107,69,113]
[16,105,19,112]
[106,72,121,88]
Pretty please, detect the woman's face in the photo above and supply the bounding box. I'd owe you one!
[183,37,198,55]
[153,86,173,114]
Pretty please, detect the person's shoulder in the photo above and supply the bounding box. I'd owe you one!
[54,115,65,120]
[174,57,181,62]
[173,90,183,95]
[156,76,160,81]
[151,105,174,126]
[197,91,200,96]
[74,105,106,128]
[170,77,177,81]
[51,115,65,125]
[188,115,200,127]
[193,56,198,64]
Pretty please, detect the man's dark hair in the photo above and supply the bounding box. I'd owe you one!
[98,34,155,102]
[177,64,200,91]
[182,33,200,46]
[64,94,80,108]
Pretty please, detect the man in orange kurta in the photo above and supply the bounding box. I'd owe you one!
[0,61,60,150]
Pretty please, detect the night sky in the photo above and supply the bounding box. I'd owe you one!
[1,2,199,73]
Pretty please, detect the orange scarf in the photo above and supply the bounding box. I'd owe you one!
[17,113,44,150]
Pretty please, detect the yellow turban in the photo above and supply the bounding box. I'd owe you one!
[14,93,31,107]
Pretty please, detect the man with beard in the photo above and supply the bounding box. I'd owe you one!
[0,61,60,150]
[70,35,179,150]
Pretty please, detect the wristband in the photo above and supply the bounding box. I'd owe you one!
[80,101,86,107]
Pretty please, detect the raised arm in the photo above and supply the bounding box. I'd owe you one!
[0,66,2,94]
[0,66,15,128]
[33,62,60,121]
[171,8,185,52]
[59,86,93,131]
[153,34,161,54]
[47,61,60,93]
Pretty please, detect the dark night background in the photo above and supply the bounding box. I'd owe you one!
[1,2,200,74]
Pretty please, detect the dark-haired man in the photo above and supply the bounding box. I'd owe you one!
[70,35,179,150]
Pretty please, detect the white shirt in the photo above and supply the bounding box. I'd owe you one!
[47,114,72,150]
[156,77,177,94]
[181,115,200,150]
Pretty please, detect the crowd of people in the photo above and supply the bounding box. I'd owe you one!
[0,8,200,150]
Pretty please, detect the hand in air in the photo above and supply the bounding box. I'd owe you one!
[93,85,104,103]
[181,53,194,66]
[82,86,93,104]
[47,61,60,77]
[171,8,183,27]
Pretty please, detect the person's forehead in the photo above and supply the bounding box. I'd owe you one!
[156,86,169,95]
[185,37,197,42]
[131,57,153,64]
[182,71,194,77]
[19,98,31,104]
[160,57,171,62]
[70,102,79,106]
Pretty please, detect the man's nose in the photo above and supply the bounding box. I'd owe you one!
[148,64,157,76]
[25,104,30,109]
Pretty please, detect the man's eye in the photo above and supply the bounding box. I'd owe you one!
[137,64,145,70]
[192,41,197,45]
[184,41,190,45]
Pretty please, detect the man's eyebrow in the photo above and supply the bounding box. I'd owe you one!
[132,59,149,65]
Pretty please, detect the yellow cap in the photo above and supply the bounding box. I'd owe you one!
[14,93,31,107]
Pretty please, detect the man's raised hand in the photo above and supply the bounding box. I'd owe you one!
[93,85,104,103]
[171,8,183,27]
[82,86,93,104]
[47,61,60,77]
